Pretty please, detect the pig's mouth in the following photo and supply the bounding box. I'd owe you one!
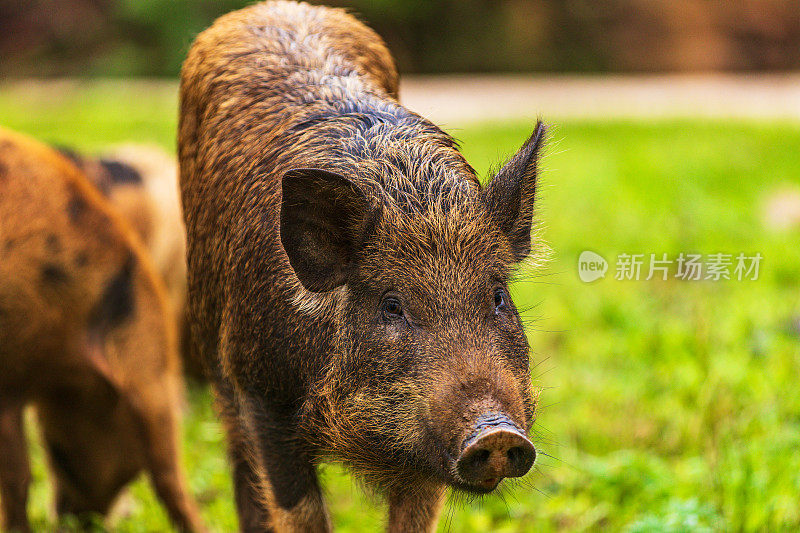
[448,413,536,494]
[450,474,503,494]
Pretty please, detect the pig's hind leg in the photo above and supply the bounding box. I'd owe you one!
[0,402,31,533]
[132,381,206,533]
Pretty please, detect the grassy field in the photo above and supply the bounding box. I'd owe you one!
[2,81,800,532]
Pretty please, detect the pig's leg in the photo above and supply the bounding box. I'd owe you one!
[0,402,31,533]
[238,392,330,533]
[214,382,272,532]
[232,443,273,533]
[133,384,206,533]
[387,482,445,533]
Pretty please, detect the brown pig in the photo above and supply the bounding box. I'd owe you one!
[179,1,545,531]
[55,144,204,380]
[0,128,205,532]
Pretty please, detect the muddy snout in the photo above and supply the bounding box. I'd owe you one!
[456,413,535,490]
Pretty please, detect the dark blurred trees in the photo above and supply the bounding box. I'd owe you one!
[1,0,799,77]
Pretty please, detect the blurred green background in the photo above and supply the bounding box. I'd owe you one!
[2,0,800,532]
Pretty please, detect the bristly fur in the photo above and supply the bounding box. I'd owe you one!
[55,144,203,380]
[179,1,546,531]
[0,128,204,532]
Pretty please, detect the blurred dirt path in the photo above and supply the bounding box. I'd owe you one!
[400,73,800,124]
[2,74,799,125]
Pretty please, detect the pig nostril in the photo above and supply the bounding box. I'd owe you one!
[506,443,536,477]
[475,449,491,463]
[460,448,491,475]
[507,446,523,465]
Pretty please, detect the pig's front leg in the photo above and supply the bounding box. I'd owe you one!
[230,435,272,532]
[238,392,331,533]
[387,481,445,533]
[214,379,272,532]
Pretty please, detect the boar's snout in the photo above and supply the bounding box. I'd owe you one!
[424,352,534,491]
[455,413,535,491]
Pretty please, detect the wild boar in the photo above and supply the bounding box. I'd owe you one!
[0,128,205,532]
[55,145,204,380]
[179,1,545,531]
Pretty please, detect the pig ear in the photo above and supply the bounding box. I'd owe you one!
[483,121,546,262]
[281,168,374,292]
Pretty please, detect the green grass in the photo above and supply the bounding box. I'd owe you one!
[2,81,800,532]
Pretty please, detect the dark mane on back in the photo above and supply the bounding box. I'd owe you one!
[286,87,479,215]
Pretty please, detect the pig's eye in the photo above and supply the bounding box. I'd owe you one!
[381,297,404,320]
[493,287,508,311]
